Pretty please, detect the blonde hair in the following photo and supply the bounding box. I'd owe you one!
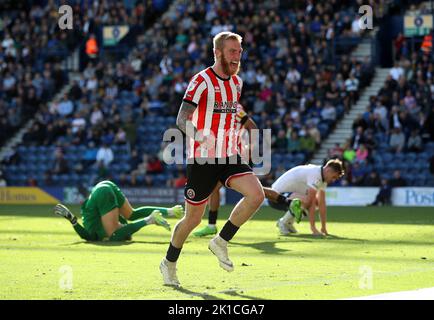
[213,31,242,60]
[325,159,345,177]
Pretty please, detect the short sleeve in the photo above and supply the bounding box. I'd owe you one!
[306,171,322,191]
[183,75,207,106]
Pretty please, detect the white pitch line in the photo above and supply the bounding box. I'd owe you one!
[346,287,434,300]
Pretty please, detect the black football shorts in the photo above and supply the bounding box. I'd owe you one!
[184,155,253,205]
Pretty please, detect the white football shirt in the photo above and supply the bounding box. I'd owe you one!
[272,164,328,195]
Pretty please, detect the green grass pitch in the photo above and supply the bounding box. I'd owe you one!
[0,204,433,300]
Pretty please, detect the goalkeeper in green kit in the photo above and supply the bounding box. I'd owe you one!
[54,180,184,241]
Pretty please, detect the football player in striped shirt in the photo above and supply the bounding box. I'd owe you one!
[160,31,265,286]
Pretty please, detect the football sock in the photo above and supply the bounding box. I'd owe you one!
[219,220,239,242]
[129,206,169,220]
[208,210,218,225]
[282,211,295,224]
[166,242,182,262]
[109,219,148,241]
[72,223,93,241]
[277,194,292,209]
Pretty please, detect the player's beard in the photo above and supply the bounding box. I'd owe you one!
[221,53,240,76]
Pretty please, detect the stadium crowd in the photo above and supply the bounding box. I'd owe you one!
[6,0,423,189]
[329,48,434,187]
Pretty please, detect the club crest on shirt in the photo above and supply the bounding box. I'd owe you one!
[186,188,196,199]
[236,84,241,93]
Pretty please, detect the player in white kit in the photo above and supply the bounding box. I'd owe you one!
[271,159,345,236]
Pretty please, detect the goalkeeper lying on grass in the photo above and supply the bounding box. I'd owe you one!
[54,180,184,241]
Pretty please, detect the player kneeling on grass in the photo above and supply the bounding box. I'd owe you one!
[54,180,184,241]
[272,159,345,236]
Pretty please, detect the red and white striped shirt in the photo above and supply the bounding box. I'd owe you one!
[183,67,243,159]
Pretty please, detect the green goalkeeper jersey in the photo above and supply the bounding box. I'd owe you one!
[81,180,127,240]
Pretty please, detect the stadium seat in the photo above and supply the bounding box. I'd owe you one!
[381,153,394,163]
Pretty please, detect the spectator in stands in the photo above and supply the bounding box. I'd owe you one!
[27,176,38,186]
[23,122,45,145]
[363,171,381,187]
[343,140,356,163]
[320,103,337,127]
[146,156,163,174]
[350,161,368,186]
[90,105,104,126]
[300,132,316,158]
[83,141,98,168]
[369,179,392,206]
[71,112,86,134]
[172,171,187,188]
[43,172,54,186]
[57,94,74,117]
[389,170,407,187]
[328,143,344,159]
[389,127,406,153]
[351,126,365,150]
[287,131,301,154]
[407,129,423,152]
[389,61,405,81]
[273,129,288,152]
[363,131,378,154]
[96,143,114,168]
[355,143,369,164]
[85,34,99,62]
[114,127,127,144]
[345,72,359,104]
[51,148,69,175]
[307,122,321,145]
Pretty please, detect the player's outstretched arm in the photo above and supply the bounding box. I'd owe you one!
[317,190,328,235]
[306,188,321,235]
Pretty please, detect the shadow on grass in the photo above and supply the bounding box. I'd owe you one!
[230,240,291,255]
[289,234,366,242]
[82,241,135,247]
[221,289,268,300]
[230,235,365,255]
[171,286,222,300]
[59,239,171,247]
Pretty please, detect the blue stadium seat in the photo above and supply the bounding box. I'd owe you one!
[381,153,394,163]
[406,152,417,161]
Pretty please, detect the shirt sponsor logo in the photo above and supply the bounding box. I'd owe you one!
[214,101,238,113]
[187,80,198,92]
